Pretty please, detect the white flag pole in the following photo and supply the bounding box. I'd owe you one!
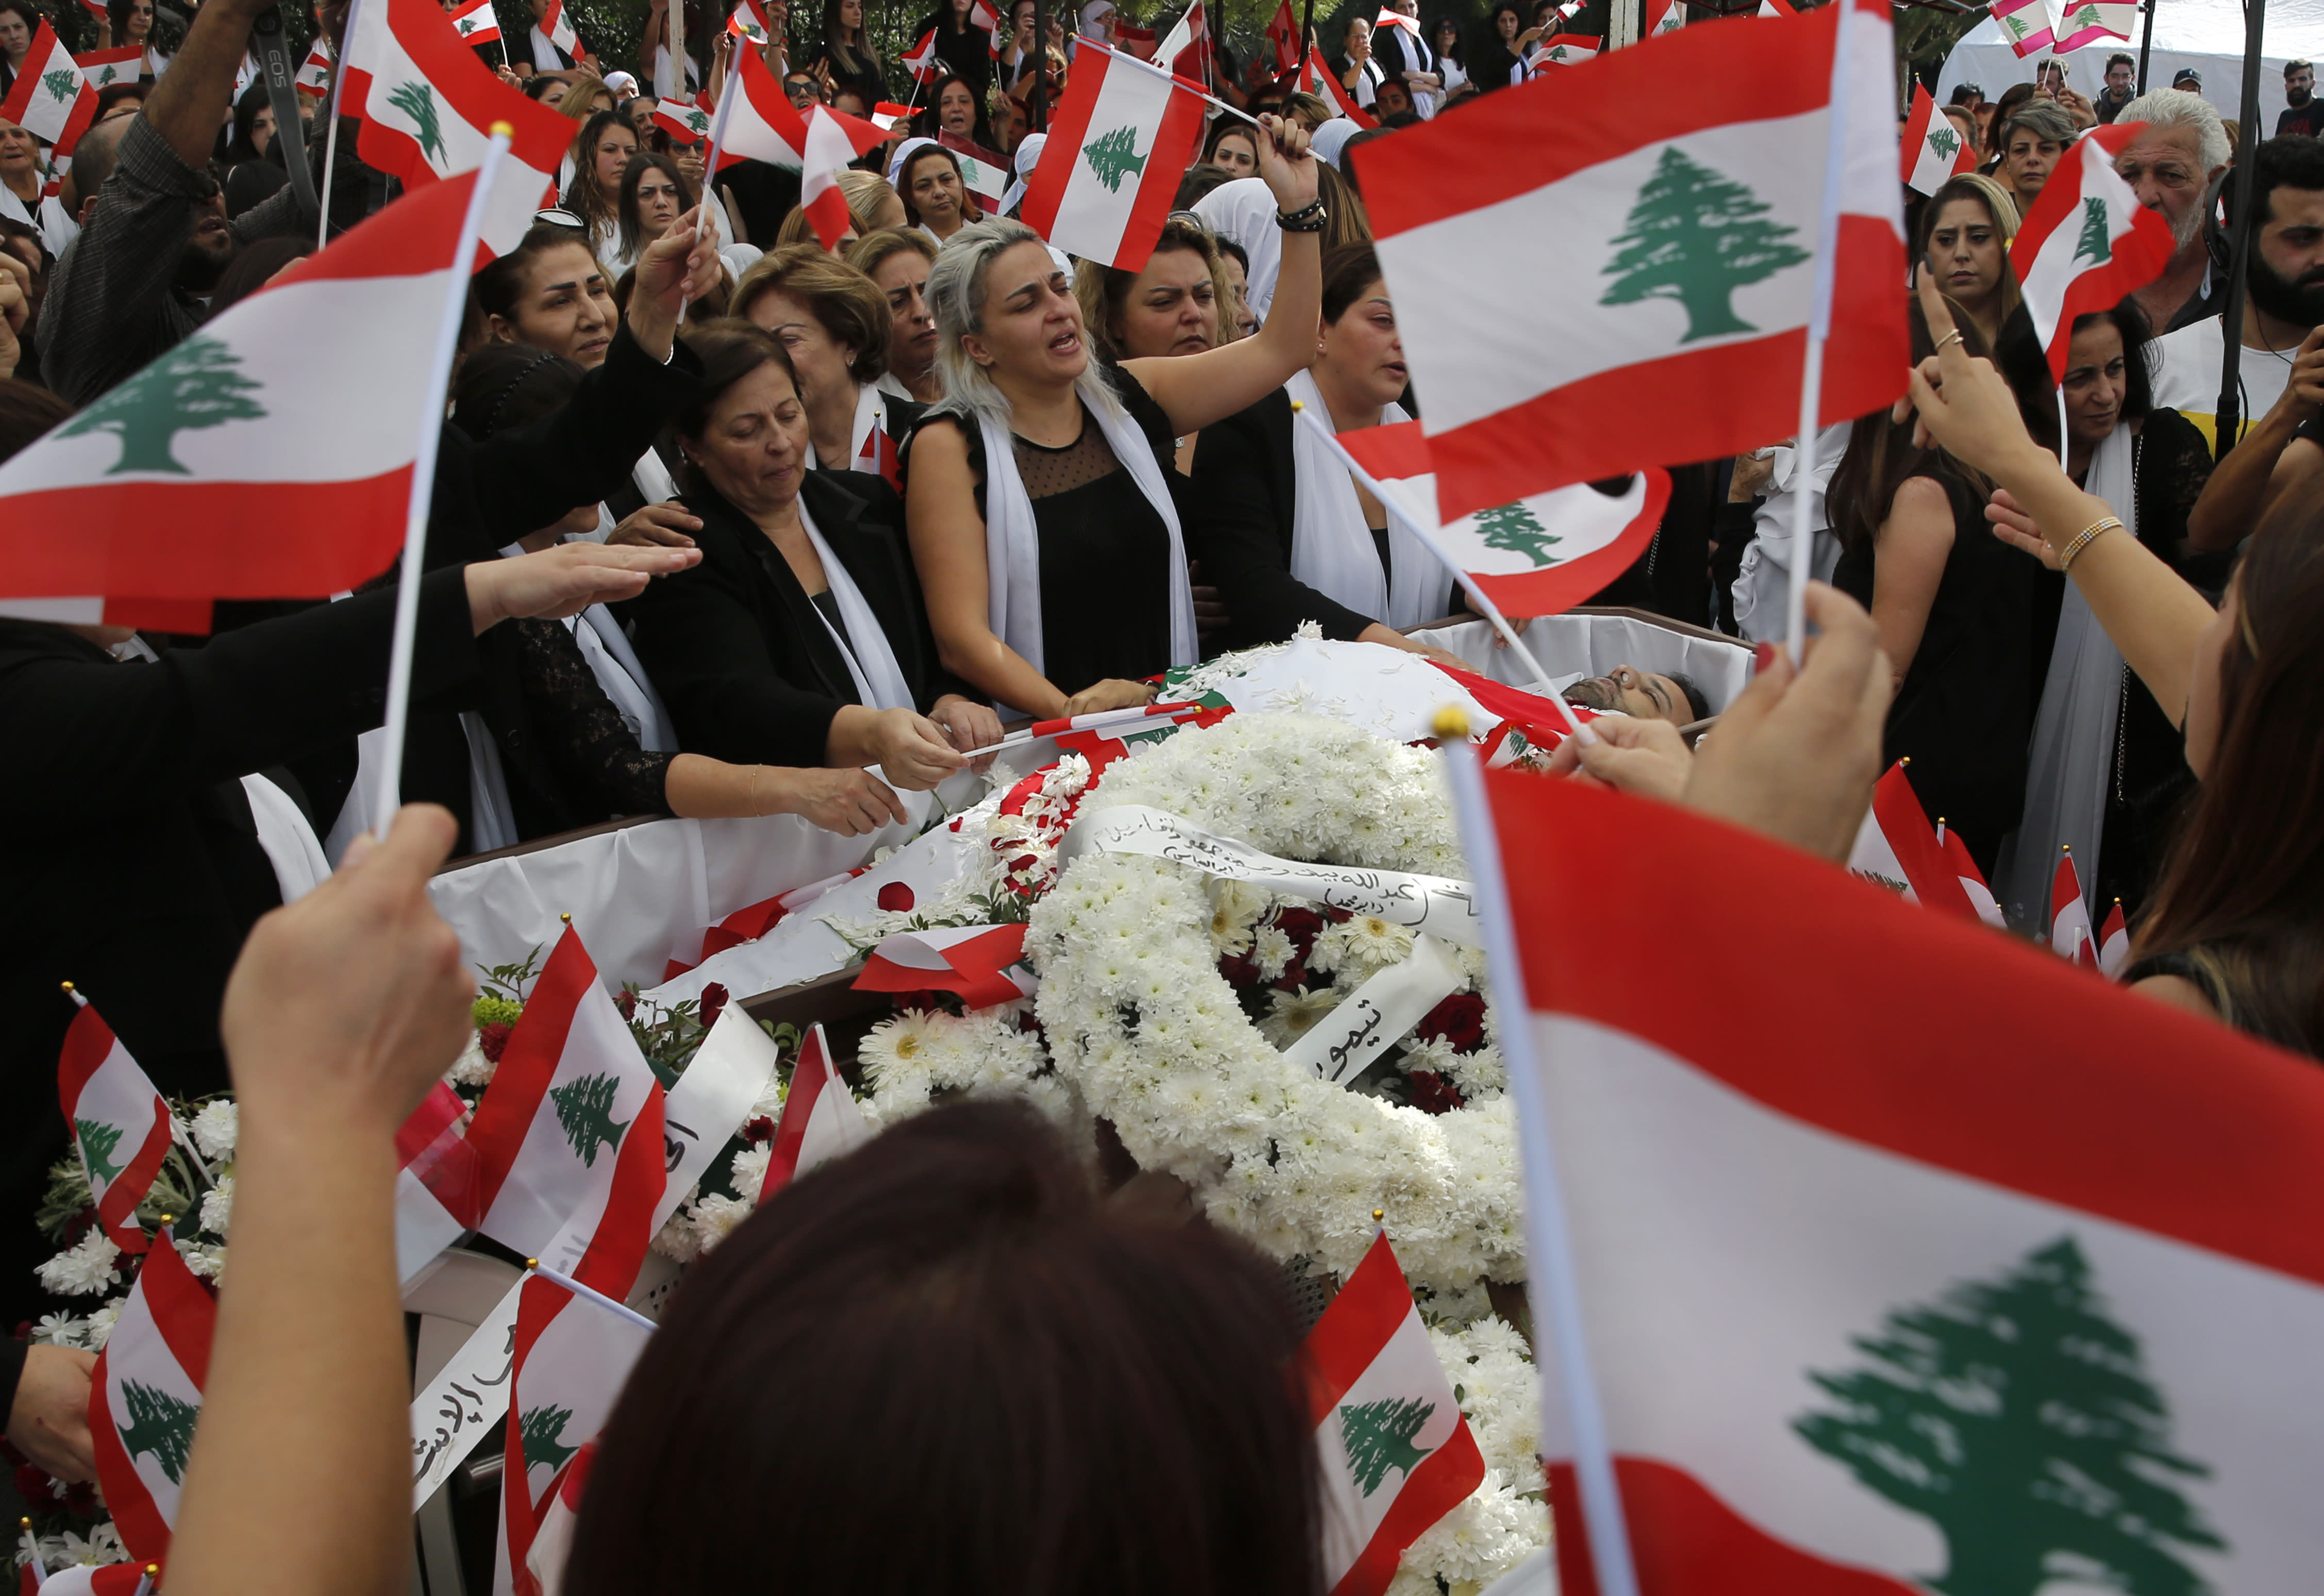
[1290,400,1598,745]
[314,0,359,250]
[1436,729,1640,1596]
[1783,0,1855,664]
[527,1262,659,1331]
[680,78,741,320]
[18,1518,44,1588]
[371,129,513,829]
[1076,35,1262,125]
[2057,384,2069,468]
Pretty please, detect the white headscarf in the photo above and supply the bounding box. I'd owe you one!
[1000,131,1047,214]
[887,136,940,187]
[1284,369,1439,627]
[1310,116,1362,172]
[1192,177,1284,324]
[1078,0,1115,36]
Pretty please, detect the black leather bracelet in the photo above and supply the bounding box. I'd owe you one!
[1276,198,1327,233]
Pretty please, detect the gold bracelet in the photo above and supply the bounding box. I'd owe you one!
[2056,515,2122,574]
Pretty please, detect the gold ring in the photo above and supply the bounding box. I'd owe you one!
[1934,329,1966,352]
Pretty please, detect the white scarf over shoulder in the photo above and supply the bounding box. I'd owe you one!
[1285,369,1437,629]
[797,495,917,714]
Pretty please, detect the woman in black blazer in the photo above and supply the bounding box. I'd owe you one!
[627,323,1002,782]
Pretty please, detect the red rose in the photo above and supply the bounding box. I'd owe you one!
[699,983,730,1031]
[1217,948,1260,985]
[614,988,638,1021]
[477,1021,513,1062]
[877,882,916,912]
[1271,907,1324,959]
[1407,1070,1466,1116]
[1418,992,1486,1053]
[743,1115,775,1145]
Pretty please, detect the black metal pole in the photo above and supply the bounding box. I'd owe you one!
[1032,0,1048,129]
[1300,0,1316,78]
[2212,0,2267,461]
[2135,0,2156,93]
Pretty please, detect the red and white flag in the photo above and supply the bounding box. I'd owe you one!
[498,1274,653,1596]
[655,91,714,144]
[1372,5,1420,35]
[1528,33,1599,68]
[77,43,144,92]
[2011,120,2178,380]
[757,1022,873,1200]
[344,0,574,255]
[939,129,1011,209]
[710,44,816,171]
[295,36,334,95]
[34,1567,149,1595]
[1900,81,1975,195]
[462,924,668,1297]
[1302,43,1377,129]
[89,1240,215,1563]
[1845,759,1983,923]
[1264,0,1301,70]
[855,419,901,489]
[2049,845,2096,965]
[447,0,501,46]
[1357,0,1907,520]
[1473,765,2324,1596]
[57,999,172,1257]
[394,1080,484,1283]
[1643,0,1686,36]
[797,98,893,245]
[2057,0,2135,49]
[1339,419,1673,616]
[727,0,771,44]
[2098,897,2130,979]
[1936,820,2006,929]
[539,0,583,59]
[1305,1231,1485,1596]
[0,21,98,157]
[1116,19,1158,58]
[870,99,915,130]
[1159,0,1208,78]
[854,923,1034,1010]
[0,171,516,629]
[1992,0,2056,55]
[901,25,942,81]
[1023,44,1208,270]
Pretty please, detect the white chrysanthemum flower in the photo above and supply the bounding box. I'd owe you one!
[651,1204,703,1264]
[31,1313,87,1348]
[1250,923,1296,981]
[82,1298,124,1351]
[1293,619,1325,640]
[446,1033,497,1088]
[198,1173,234,1236]
[748,1070,789,1121]
[688,1192,751,1255]
[36,1231,121,1297]
[187,1099,239,1160]
[1399,1034,1460,1076]
[728,1141,774,1197]
[178,1240,227,1280]
[40,1521,130,1573]
[1258,985,1342,1049]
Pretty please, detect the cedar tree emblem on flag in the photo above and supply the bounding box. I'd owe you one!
[1929,123,1960,160]
[75,1117,126,1185]
[44,67,75,102]
[2075,196,2113,266]
[519,1404,580,1474]
[1472,501,1561,562]
[117,1379,200,1486]
[549,1072,629,1166]
[1339,1397,1436,1495]
[1796,1234,2227,1594]
[388,79,448,164]
[55,335,266,475]
[1600,145,1811,343]
[1082,124,1145,192]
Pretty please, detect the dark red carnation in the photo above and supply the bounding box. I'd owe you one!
[1270,907,1324,958]
[14,1462,52,1502]
[62,1479,98,1518]
[698,983,730,1031]
[1407,1070,1466,1116]
[877,882,916,912]
[742,1115,775,1145]
[477,1020,513,1062]
[1417,992,1486,1053]
[1217,948,1260,986]
[614,988,638,1021]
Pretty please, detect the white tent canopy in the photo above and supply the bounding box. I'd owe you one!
[1936,0,2324,127]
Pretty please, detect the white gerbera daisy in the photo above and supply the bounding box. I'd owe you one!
[36,1231,121,1297]
[1259,985,1342,1049]
[857,1008,952,1085]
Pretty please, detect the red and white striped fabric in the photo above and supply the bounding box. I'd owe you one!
[2057,0,2134,49]
[1528,33,1598,68]
[1338,419,1672,615]
[1845,760,1982,923]
[758,1022,873,1200]
[1356,0,1906,520]
[1475,766,2324,1595]
[394,1081,484,1283]
[1992,0,2055,55]
[1263,0,1301,70]
[798,98,893,245]
[1159,0,1208,78]
[32,1566,149,1595]
[939,129,1011,209]
[2011,121,2178,380]
[1023,44,1206,270]
[1372,5,1420,36]
[498,1275,653,1596]
[856,420,901,489]
[853,923,1033,1010]
[1936,821,2005,929]
[901,25,942,81]
[727,0,771,44]
[870,99,915,130]
[1900,80,1975,195]
[463,923,668,1297]
[1306,1231,1485,1596]
[1302,43,1377,129]
[1115,19,1158,58]
[343,0,574,256]
[0,20,97,156]
[709,44,813,171]
[2098,897,2130,979]
[90,1240,215,1562]
[1643,0,1685,36]
[967,0,1001,54]
[295,37,333,95]
[539,0,583,59]
[2050,846,2096,965]
[77,44,143,92]
[519,1440,594,1596]
[447,0,501,46]
[1023,700,1211,741]
[57,999,172,1257]
[0,172,503,629]
[655,92,712,144]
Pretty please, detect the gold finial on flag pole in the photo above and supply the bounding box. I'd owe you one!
[1432,706,1471,741]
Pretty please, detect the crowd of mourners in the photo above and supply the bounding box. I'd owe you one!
[3,0,2322,1584]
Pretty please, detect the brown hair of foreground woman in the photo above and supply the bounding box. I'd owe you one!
[565,1099,1324,1595]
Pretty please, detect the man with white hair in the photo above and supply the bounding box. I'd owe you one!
[2114,89,2232,335]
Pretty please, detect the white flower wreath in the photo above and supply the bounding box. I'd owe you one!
[1024,714,1526,1296]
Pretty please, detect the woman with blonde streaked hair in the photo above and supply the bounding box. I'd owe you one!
[732,244,923,473]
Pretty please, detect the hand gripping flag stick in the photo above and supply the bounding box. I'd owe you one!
[1290,400,1597,746]
[372,129,513,828]
[1781,0,1856,665]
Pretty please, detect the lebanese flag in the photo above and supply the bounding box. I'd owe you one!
[856,419,901,490]
[901,25,942,81]
[871,99,915,130]
[2057,0,2135,49]
[757,1022,873,1200]
[2050,846,2096,965]
[939,129,1011,209]
[57,999,173,1257]
[89,1240,215,1562]
[854,923,1034,1009]
[0,172,513,629]
[1357,0,1905,520]
[343,0,574,256]
[1306,1232,1485,1596]
[1116,20,1158,58]
[655,91,713,143]
[0,21,97,158]
[462,924,668,1298]
[796,99,893,245]
[1992,0,2055,55]
[447,0,501,46]
[1372,5,1419,35]
[1477,766,2324,1596]
[1302,44,1377,129]
[77,43,143,91]
[1644,0,1686,36]
[295,37,334,95]
[1900,80,1975,195]
[2098,898,2131,979]
[1024,45,1218,270]
[1937,820,2005,929]
[1159,0,1207,78]
[1844,759,1982,923]
[1528,33,1599,68]
[1756,0,1796,12]
[33,1567,148,1595]
[394,1081,484,1283]
[498,1274,653,1596]
[520,1439,594,1596]
[1339,419,1673,615]
[2011,121,2178,381]
[967,0,1002,54]
[1264,0,1300,70]
[539,0,583,59]
[710,44,816,171]
[728,0,771,44]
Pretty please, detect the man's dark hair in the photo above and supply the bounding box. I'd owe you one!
[1172,161,1236,210]
[0,378,71,466]
[1667,673,1711,724]
[68,114,130,218]
[2108,52,2135,72]
[2288,57,2313,77]
[2251,133,2324,232]
[1948,82,1982,107]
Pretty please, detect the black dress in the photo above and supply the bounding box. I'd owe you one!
[798,37,887,112]
[471,616,676,843]
[1834,469,2044,877]
[911,11,993,99]
[908,367,1180,695]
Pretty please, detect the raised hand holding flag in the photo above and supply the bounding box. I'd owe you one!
[1022,40,1209,270]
